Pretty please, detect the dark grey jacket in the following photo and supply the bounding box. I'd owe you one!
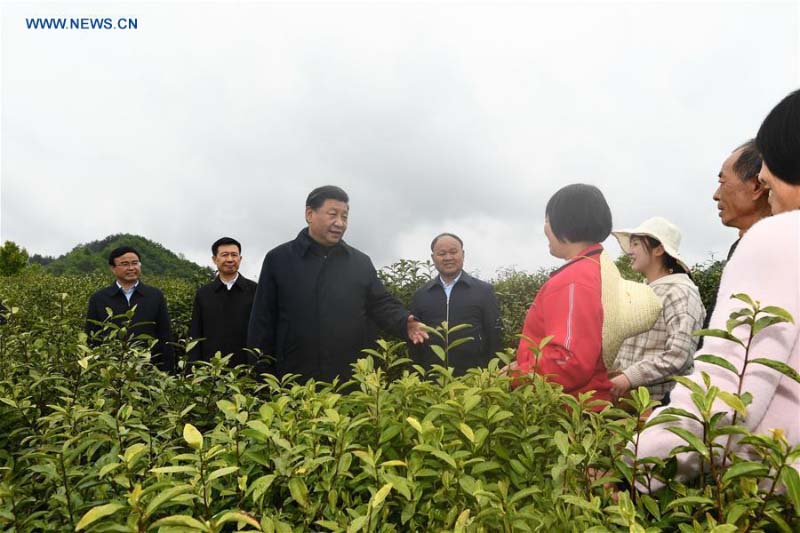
[247,229,409,382]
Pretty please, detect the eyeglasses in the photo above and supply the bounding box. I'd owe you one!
[115,261,141,268]
[217,252,240,259]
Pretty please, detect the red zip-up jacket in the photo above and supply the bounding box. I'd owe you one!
[516,244,613,404]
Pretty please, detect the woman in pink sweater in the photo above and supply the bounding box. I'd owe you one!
[632,89,800,490]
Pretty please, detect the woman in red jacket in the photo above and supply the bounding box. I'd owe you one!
[512,184,614,404]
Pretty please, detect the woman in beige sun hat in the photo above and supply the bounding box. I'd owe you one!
[609,216,706,405]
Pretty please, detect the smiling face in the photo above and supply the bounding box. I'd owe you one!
[213,244,241,277]
[431,235,464,279]
[110,252,141,285]
[758,162,800,214]
[306,199,349,246]
[627,235,664,274]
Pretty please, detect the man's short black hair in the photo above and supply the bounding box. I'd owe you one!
[756,88,800,186]
[306,185,349,210]
[430,232,464,251]
[732,139,763,182]
[212,237,241,256]
[545,184,612,243]
[108,246,141,266]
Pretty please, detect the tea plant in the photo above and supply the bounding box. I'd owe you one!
[0,270,797,531]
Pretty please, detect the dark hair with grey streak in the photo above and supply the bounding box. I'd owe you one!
[430,233,464,252]
[306,185,349,210]
[732,139,762,182]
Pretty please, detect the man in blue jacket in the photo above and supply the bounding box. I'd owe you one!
[410,233,502,376]
[85,246,175,372]
[247,185,428,383]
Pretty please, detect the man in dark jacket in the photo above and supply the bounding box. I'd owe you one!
[189,237,257,366]
[410,233,502,376]
[85,246,175,372]
[247,185,428,383]
[704,140,772,330]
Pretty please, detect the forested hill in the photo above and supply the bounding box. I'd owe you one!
[29,234,213,281]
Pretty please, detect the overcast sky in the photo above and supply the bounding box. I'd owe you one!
[2,1,798,280]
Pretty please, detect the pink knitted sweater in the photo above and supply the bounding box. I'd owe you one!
[632,211,800,491]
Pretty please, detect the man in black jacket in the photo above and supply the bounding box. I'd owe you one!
[189,237,257,366]
[410,233,502,376]
[247,185,428,383]
[85,246,175,372]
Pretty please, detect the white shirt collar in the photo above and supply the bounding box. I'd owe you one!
[439,271,462,288]
[220,273,239,291]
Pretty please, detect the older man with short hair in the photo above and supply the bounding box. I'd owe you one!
[409,233,502,376]
[247,185,428,383]
[713,139,771,259]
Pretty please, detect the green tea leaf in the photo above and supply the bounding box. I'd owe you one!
[406,417,423,433]
[459,423,475,444]
[753,315,790,337]
[216,511,261,528]
[695,354,738,375]
[248,474,276,503]
[553,431,569,456]
[430,450,457,469]
[150,514,208,529]
[370,482,393,508]
[666,427,709,457]
[347,515,367,533]
[288,477,309,507]
[717,391,747,417]
[780,466,800,516]
[722,461,769,483]
[182,423,203,450]
[143,484,194,519]
[693,329,745,347]
[454,509,471,532]
[207,466,238,482]
[666,495,714,510]
[750,358,800,384]
[75,502,126,531]
[760,305,795,323]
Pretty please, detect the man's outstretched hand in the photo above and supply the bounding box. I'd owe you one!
[407,315,429,344]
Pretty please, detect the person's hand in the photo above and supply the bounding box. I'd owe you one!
[499,360,519,376]
[610,373,632,399]
[406,315,429,344]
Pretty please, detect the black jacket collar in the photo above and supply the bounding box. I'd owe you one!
[212,274,249,292]
[422,270,474,292]
[292,227,351,257]
[104,280,149,298]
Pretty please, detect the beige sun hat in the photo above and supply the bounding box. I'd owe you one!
[612,216,690,273]
[598,251,662,368]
